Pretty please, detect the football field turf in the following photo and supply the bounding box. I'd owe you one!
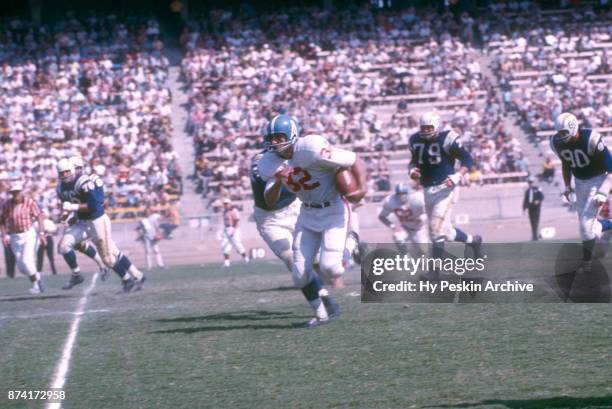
[0,261,611,409]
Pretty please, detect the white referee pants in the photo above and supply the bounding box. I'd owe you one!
[221,228,246,256]
[144,238,164,270]
[10,227,38,277]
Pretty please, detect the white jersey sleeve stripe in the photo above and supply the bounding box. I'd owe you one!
[443,130,459,154]
[587,130,602,156]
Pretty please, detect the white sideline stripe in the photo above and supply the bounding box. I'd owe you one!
[45,273,98,409]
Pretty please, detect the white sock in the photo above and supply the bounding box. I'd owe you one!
[128,265,143,280]
[466,234,473,244]
[318,288,329,298]
[309,298,328,320]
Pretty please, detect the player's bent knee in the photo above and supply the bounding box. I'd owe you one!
[57,238,74,255]
[319,260,344,278]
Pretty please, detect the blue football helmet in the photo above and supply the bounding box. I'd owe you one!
[264,114,299,153]
[395,183,411,204]
[395,183,411,195]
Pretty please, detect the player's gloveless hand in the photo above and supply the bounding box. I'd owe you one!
[274,166,292,184]
[410,168,421,180]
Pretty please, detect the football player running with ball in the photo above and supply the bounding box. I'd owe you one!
[409,112,482,279]
[550,112,612,273]
[258,114,366,327]
[250,149,340,315]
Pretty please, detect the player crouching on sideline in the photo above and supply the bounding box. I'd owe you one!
[57,157,110,290]
[0,181,46,294]
[221,198,249,267]
[550,112,612,273]
[250,149,340,316]
[57,159,146,292]
[409,112,482,279]
[259,114,366,328]
[379,183,429,256]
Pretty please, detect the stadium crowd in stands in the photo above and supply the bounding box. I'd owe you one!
[488,5,612,143]
[0,14,182,220]
[180,3,535,203]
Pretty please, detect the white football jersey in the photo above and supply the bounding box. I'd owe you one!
[258,151,288,182]
[379,191,426,231]
[259,134,356,205]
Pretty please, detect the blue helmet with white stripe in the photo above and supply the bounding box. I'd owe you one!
[395,183,411,195]
[395,183,411,203]
[264,114,299,153]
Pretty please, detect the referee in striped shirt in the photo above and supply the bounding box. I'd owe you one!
[0,181,46,294]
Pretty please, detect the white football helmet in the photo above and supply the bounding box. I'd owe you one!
[555,112,579,141]
[419,112,440,139]
[57,158,76,183]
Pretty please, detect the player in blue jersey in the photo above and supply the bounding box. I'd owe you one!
[550,112,612,273]
[57,159,146,292]
[251,149,340,318]
[408,112,482,277]
[57,157,110,290]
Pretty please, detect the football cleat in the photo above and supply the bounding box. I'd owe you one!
[321,296,341,319]
[133,276,146,292]
[62,274,84,290]
[122,278,135,293]
[29,281,42,294]
[304,316,330,328]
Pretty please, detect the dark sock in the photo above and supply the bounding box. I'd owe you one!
[62,250,79,271]
[301,276,322,301]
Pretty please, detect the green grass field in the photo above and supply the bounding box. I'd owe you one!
[0,261,611,409]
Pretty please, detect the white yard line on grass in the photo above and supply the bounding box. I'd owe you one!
[45,272,98,409]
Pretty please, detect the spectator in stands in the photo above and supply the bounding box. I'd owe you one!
[0,15,181,221]
[540,156,556,184]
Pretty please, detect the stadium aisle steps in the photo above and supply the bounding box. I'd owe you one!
[168,66,208,218]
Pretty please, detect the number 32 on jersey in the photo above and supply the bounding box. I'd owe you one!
[286,167,320,192]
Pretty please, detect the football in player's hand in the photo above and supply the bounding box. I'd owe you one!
[335,168,363,203]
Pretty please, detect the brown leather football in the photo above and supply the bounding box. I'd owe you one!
[335,168,362,202]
